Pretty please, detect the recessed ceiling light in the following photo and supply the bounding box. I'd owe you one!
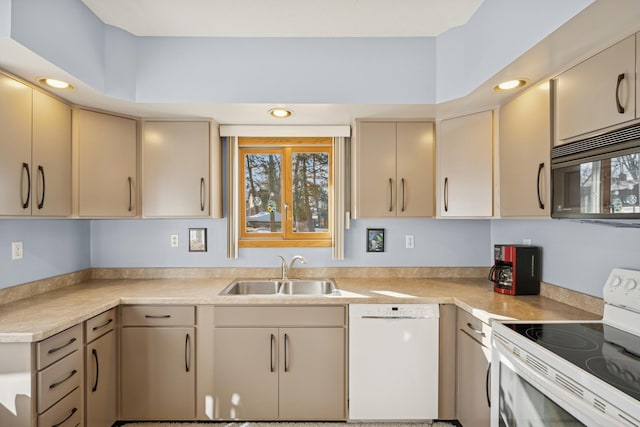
[268,108,293,118]
[37,77,75,90]
[494,79,527,92]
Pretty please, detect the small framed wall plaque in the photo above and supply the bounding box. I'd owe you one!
[189,228,207,252]
[366,228,385,253]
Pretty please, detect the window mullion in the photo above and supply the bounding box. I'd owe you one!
[283,147,293,239]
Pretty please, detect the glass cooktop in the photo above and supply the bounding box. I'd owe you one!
[503,322,640,401]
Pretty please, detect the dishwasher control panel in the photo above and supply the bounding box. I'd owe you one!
[349,303,439,319]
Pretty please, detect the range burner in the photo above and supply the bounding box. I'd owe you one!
[525,326,599,351]
[586,356,640,399]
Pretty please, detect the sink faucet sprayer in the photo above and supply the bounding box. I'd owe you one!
[277,255,307,280]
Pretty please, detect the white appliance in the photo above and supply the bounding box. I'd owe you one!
[492,268,640,426]
[349,303,439,420]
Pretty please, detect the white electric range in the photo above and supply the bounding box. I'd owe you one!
[491,268,640,426]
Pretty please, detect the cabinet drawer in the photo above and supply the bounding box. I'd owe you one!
[37,350,81,413]
[37,324,82,370]
[457,309,491,347]
[214,305,346,327]
[38,386,81,427]
[121,305,195,326]
[85,308,116,343]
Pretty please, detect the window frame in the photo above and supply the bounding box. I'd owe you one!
[238,137,333,248]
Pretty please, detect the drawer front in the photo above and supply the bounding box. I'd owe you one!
[38,350,81,413]
[38,386,81,427]
[37,324,82,370]
[457,308,491,347]
[121,305,195,326]
[214,305,346,327]
[85,308,116,343]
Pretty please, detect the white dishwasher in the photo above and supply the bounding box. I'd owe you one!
[349,303,439,421]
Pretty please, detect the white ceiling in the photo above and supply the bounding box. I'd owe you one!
[80,0,484,37]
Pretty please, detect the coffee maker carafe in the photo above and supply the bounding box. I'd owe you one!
[489,244,541,295]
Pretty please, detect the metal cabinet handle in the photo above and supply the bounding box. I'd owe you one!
[49,369,77,389]
[616,73,626,114]
[536,162,545,210]
[47,337,76,354]
[37,165,45,209]
[200,177,205,211]
[91,348,99,392]
[466,322,485,337]
[486,362,492,407]
[92,318,113,331]
[443,177,449,212]
[388,178,393,212]
[144,314,171,319]
[284,333,290,372]
[185,333,191,372]
[401,178,406,212]
[270,333,276,372]
[51,407,77,427]
[21,162,31,209]
[128,177,133,212]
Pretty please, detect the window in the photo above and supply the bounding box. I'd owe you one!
[239,137,332,247]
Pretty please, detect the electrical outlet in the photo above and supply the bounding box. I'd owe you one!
[11,241,23,260]
[522,238,532,245]
[170,234,179,247]
[405,235,415,249]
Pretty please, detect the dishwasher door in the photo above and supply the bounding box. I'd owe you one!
[348,304,439,420]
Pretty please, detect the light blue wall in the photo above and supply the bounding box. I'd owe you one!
[89,218,492,268]
[0,219,91,289]
[490,219,640,298]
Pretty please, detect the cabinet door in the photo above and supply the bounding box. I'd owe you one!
[556,35,636,142]
[121,327,195,420]
[213,328,278,420]
[143,121,210,217]
[357,121,397,217]
[396,122,434,217]
[456,328,491,427]
[278,328,345,420]
[438,111,493,217]
[32,91,71,217]
[86,330,116,427]
[77,109,137,217]
[0,74,32,216]
[499,82,551,217]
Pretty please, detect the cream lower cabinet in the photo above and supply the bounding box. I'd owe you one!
[438,111,493,217]
[120,305,195,420]
[456,308,491,427]
[213,306,346,420]
[499,81,551,217]
[85,309,117,427]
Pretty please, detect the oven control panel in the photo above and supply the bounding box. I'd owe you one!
[603,268,640,311]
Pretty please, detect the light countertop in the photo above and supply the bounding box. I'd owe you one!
[0,277,601,343]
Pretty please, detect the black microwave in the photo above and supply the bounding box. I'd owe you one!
[552,123,640,219]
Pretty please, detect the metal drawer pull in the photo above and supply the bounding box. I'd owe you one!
[443,177,449,212]
[485,362,492,407]
[92,349,99,392]
[37,165,46,209]
[49,369,77,389]
[91,318,113,331]
[388,178,393,212]
[466,322,486,337]
[128,176,133,212]
[284,333,290,372]
[401,178,406,212]
[200,177,205,211]
[21,162,31,209]
[51,407,77,427]
[536,162,545,210]
[616,73,626,114]
[47,337,77,354]
[144,314,171,319]
[185,333,191,372]
[270,333,276,373]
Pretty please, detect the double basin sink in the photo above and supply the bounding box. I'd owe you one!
[220,279,339,296]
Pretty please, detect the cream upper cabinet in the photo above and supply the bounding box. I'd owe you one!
[499,82,551,217]
[75,109,137,217]
[555,34,636,143]
[357,121,434,218]
[0,74,71,217]
[438,110,493,217]
[143,121,212,217]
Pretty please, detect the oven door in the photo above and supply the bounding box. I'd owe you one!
[491,335,612,427]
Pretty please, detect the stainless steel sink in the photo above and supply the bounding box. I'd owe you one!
[219,279,339,296]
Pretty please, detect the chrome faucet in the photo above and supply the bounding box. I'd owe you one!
[277,255,307,280]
